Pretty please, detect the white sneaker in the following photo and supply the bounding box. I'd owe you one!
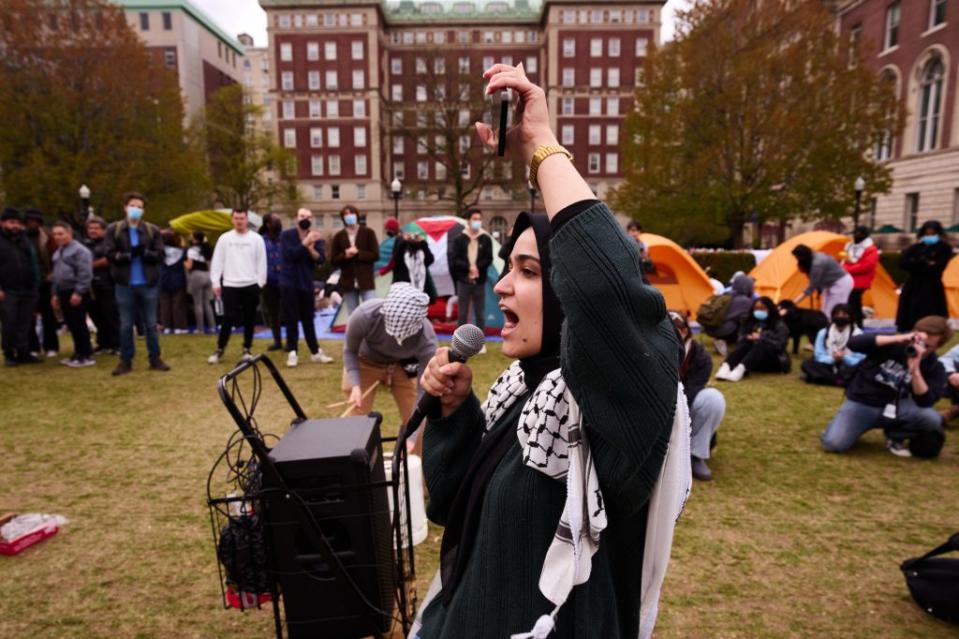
[286,351,299,368]
[726,363,746,382]
[715,362,731,380]
[886,439,912,458]
[67,358,96,368]
[174,329,189,335]
[207,350,223,364]
[310,350,334,364]
[45,351,58,358]
[479,345,487,355]
[240,349,254,362]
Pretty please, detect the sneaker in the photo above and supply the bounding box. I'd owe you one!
[149,357,171,372]
[45,350,58,358]
[174,329,189,335]
[286,351,299,368]
[240,349,254,362]
[112,359,132,376]
[886,439,912,458]
[67,358,96,368]
[208,350,224,364]
[162,328,172,335]
[60,357,77,366]
[267,342,283,352]
[310,350,333,364]
[726,363,746,382]
[479,345,487,355]
[715,362,731,381]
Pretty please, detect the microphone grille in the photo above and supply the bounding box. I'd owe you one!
[451,324,485,359]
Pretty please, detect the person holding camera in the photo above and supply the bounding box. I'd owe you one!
[820,316,951,458]
[280,208,333,367]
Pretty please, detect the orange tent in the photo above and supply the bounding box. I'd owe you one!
[644,233,716,320]
[943,255,959,318]
[748,231,899,319]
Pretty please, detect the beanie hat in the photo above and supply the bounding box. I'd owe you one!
[913,315,954,344]
[384,218,400,233]
[25,208,44,222]
[1,207,23,222]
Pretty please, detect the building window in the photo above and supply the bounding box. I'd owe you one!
[459,134,471,153]
[502,55,513,67]
[356,184,366,200]
[326,71,338,90]
[326,100,339,118]
[636,37,648,57]
[353,99,366,117]
[917,57,944,152]
[352,70,365,90]
[459,57,470,74]
[311,155,324,176]
[590,38,603,57]
[562,68,575,87]
[885,2,900,49]
[278,14,291,28]
[591,9,603,23]
[354,126,367,147]
[139,12,149,31]
[461,164,471,179]
[606,125,619,145]
[391,58,402,75]
[608,37,621,58]
[325,42,337,61]
[313,185,323,200]
[483,56,494,71]
[502,31,513,44]
[606,153,618,173]
[610,9,622,23]
[163,50,176,69]
[282,72,294,91]
[329,155,341,176]
[589,125,601,145]
[307,71,319,90]
[283,129,296,148]
[589,97,602,115]
[306,14,317,27]
[607,97,620,115]
[433,162,445,180]
[394,137,405,154]
[162,11,172,30]
[394,164,405,180]
[561,97,574,115]
[355,155,367,175]
[310,128,323,147]
[609,68,621,87]
[562,125,574,145]
[307,42,319,61]
[418,161,429,179]
[562,9,575,24]
[350,13,362,27]
[563,38,575,57]
[331,184,340,200]
[526,56,538,73]
[328,127,340,147]
[416,86,427,102]
[392,84,403,101]
[416,57,426,74]
[590,68,602,88]
[435,57,445,74]
[930,0,947,27]
[905,192,920,230]
[352,41,364,60]
[588,153,600,173]
[294,14,302,27]
[280,42,292,62]
[282,100,295,119]
[483,31,494,43]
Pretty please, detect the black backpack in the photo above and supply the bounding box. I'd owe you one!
[901,532,959,624]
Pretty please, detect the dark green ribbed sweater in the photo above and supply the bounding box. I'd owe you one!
[420,202,678,638]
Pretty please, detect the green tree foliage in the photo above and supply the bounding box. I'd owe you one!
[0,0,209,226]
[198,84,300,212]
[613,0,900,247]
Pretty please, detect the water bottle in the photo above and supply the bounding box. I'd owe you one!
[214,295,224,317]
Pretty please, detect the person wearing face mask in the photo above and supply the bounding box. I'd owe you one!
[103,192,170,376]
[260,213,284,351]
[800,303,865,387]
[715,296,790,382]
[791,244,853,319]
[341,282,438,455]
[450,208,493,347]
[330,205,379,314]
[0,207,40,366]
[896,220,952,333]
[279,208,334,367]
[185,230,215,335]
[841,226,878,328]
[415,64,685,639]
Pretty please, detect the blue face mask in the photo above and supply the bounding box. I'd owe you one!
[753,309,769,321]
[921,235,940,245]
[127,206,143,221]
[470,220,482,231]
[343,214,357,226]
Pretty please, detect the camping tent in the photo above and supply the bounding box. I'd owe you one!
[169,209,263,243]
[331,216,506,334]
[643,233,716,320]
[943,255,959,318]
[748,231,899,319]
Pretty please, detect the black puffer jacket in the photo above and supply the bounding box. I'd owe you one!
[0,229,39,294]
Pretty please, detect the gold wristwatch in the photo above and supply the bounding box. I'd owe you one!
[528,145,573,191]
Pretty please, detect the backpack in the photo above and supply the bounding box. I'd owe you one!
[901,532,959,624]
[696,294,732,330]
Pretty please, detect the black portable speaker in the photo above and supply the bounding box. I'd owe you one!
[263,414,395,638]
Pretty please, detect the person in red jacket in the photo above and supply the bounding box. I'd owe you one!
[842,226,879,327]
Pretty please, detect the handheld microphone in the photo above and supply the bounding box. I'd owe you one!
[401,324,485,440]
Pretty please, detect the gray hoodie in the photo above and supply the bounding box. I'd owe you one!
[803,252,848,296]
[712,274,755,338]
[51,240,93,296]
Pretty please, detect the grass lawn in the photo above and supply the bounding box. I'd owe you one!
[1,332,957,638]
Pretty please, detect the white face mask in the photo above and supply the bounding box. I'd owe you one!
[470,220,482,231]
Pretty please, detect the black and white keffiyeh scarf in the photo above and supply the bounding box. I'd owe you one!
[381,282,429,346]
[478,361,691,639]
[825,323,861,355]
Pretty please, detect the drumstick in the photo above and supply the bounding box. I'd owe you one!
[337,381,380,417]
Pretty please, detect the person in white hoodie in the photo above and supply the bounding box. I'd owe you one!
[208,209,267,363]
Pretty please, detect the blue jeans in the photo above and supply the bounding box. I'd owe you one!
[690,388,726,459]
[821,397,943,453]
[342,288,376,314]
[115,285,160,362]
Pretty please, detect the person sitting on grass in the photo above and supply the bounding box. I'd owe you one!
[937,342,959,425]
[703,273,755,357]
[671,311,726,482]
[715,296,790,382]
[800,303,865,387]
[820,316,951,459]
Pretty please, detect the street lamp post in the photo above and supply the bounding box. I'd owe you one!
[853,176,865,228]
[78,184,91,222]
[390,177,402,219]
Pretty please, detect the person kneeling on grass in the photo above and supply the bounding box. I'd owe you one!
[715,296,790,382]
[820,316,951,459]
[937,342,959,425]
[800,303,865,387]
[671,311,726,481]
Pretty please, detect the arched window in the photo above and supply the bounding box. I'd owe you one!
[916,57,944,152]
[488,215,509,244]
[876,70,897,161]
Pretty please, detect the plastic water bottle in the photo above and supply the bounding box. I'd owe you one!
[214,296,224,317]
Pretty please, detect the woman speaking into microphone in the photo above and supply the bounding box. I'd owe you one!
[415,64,688,639]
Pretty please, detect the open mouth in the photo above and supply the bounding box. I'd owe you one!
[500,306,519,334]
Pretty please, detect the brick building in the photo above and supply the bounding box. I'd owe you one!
[837,0,959,244]
[238,34,273,132]
[259,0,663,240]
[119,0,245,122]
